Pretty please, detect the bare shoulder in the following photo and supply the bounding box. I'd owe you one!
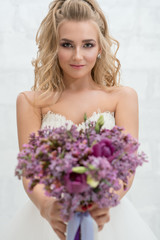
[16,91,40,117]
[16,90,62,121]
[103,84,137,95]
[113,85,139,139]
[17,90,43,106]
[105,85,137,97]
[117,86,138,113]
[17,90,58,108]
[17,90,37,103]
[102,85,138,110]
[16,91,42,150]
[116,85,138,99]
[113,85,139,114]
[16,90,61,150]
[16,91,43,124]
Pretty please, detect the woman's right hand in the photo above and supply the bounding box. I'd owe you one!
[40,198,67,240]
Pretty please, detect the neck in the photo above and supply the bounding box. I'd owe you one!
[63,74,100,92]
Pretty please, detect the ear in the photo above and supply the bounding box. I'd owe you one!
[98,47,102,55]
[97,48,102,59]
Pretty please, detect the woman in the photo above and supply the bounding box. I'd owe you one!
[6,0,157,239]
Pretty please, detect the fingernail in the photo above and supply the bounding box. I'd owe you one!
[81,205,88,211]
[88,203,93,208]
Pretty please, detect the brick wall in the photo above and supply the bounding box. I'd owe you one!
[0,0,160,238]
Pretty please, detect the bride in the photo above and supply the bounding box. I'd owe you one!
[6,0,157,239]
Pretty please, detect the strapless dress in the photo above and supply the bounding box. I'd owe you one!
[3,110,158,240]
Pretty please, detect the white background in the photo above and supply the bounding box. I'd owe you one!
[0,0,160,238]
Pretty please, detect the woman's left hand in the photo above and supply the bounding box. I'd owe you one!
[88,203,110,231]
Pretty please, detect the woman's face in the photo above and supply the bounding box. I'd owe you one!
[57,20,101,81]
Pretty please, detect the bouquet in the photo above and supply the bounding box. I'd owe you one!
[15,114,147,240]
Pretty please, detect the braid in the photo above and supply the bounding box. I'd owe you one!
[81,0,107,35]
[83,0,95,11]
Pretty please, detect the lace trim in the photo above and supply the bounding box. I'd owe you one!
[42,108,114,125]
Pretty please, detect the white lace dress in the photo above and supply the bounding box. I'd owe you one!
[4,110,158,240]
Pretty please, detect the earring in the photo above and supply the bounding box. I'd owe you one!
[97,53,101,59]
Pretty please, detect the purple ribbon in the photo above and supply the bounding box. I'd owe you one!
[66,211,94,240]
[74,226,81,240]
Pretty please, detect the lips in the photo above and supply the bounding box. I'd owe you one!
[70,64,85,69]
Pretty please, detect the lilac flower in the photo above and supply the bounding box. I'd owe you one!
[15,115,147,221]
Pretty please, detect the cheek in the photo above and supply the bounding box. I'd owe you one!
[58,49,70,64]
[85,50,98,63]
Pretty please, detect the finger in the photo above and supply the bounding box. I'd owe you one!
[75,206,85,212]
[50,218,67,233]
[56,212,67,222]
[95,213,110,226]
[76,203,96,212]
[89,203,109,212]
[98,224,104,232]
[50,201,63,217]
[88,202,98,210]
[54,228,66,240]
[52,206,66,222]
[55,221,67,233]
[89,207,109,218]
[54,200,63,210]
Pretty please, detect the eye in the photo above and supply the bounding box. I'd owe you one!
[61,42,73,48]
[83,43,94,48]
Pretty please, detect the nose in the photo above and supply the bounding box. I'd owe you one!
[72,47,83,61]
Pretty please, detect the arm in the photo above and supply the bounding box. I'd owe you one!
[114,86,139,200]
[16,92,66,240]
[88,86,139,231]
[16,91,51,211]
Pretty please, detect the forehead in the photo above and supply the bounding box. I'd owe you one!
[58,20,99,41]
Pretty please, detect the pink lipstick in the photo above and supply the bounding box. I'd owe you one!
[70,64,85,69]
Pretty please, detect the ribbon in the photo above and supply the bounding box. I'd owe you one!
[66,211,95,240]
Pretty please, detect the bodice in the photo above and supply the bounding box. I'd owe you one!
[41,109,115,131]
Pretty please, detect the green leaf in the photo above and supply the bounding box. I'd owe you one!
[72,166,88,174]
[87,175,99,188]
[95,115,104,133]
[84,113,87,122]
[95,123,100,133]
[87,164,97,170]
[97,115,104,126]
[66,131,74,141]
[59,149,65,158]
[91,140,97,147]
[102,179,112,187]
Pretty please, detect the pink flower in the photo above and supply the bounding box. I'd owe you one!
[64,172,89,194]
[92,139,115,161]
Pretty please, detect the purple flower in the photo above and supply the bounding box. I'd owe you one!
[15,119,147,221]
[92,139,115,161]
[64,172,89,194]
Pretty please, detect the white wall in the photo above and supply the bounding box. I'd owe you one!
[0,0,160,238]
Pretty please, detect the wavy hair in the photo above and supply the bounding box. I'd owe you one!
[31,0,121,105]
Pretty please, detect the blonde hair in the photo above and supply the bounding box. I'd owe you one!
[31,0,121,105]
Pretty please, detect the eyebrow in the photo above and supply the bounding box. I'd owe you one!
[60,38,96,43]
